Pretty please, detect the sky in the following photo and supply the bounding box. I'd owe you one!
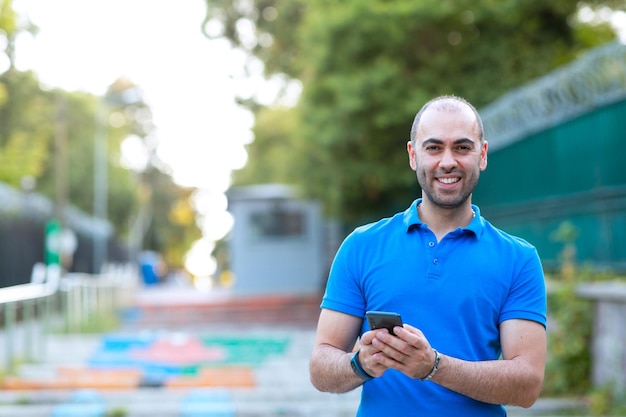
[9,0,264,276]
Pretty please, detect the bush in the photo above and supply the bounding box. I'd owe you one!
[542,222,626,415]
[543,268,594,396]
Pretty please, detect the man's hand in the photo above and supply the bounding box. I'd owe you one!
[358,324,436,379]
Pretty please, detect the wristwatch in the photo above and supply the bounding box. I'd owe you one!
[350,350,375,381]
[421,348,441,381]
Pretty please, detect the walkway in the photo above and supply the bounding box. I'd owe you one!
[0,283,589,416]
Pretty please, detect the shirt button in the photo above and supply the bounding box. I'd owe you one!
[433,258,438,264]
[428,241,435,247]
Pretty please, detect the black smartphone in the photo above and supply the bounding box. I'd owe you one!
[366,311,403,336]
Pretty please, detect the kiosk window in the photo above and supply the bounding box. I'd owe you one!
[250,207,305,238]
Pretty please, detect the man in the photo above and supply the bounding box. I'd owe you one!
[309,95,547,416]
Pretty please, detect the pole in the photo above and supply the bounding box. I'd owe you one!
[4,303,16,375]
[54,93,68,226]
[93,101,108,274]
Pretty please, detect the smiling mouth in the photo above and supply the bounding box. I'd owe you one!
[438,177,460,184]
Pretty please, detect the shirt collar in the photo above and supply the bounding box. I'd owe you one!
[403,198,484,238]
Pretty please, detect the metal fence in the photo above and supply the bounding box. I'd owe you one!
[481,40,626,153]
[0,263,138,375]
[474,41,626,271]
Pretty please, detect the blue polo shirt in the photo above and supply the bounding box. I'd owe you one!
[321,199,547,417]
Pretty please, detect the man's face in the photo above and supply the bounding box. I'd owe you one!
[407,104,488,209]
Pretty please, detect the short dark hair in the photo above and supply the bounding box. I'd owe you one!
[409,95,484,143]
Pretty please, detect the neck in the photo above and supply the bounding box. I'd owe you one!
[417,200,474,241]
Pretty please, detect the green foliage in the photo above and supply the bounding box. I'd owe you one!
[202,0,306,78]
[14,395,30,405]
[232,106,301,185]
[75,312,120,334]
[0,70,53,186]
[543,221,626,412]
[0,130,47,183]
[589,384,614,416]
[0,0,38,69]
[588,383,626,416]
[106,407,128,417]
[0,4,202,269]
[543,220,593,397]
[0,0,18,33]
[543,269,595,396]
[296,0,619,225]
[204,0,623,227]
[140,168,202,269]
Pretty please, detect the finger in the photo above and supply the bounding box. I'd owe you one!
[376,327,415,351]
[394,325,430,350]
[358,345,389,376]
[398,323,425,337]
[371,335,412,364]
[360,328,384,345]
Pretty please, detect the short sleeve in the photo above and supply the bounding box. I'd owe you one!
[321,231,367,318]
[500,246,547,328]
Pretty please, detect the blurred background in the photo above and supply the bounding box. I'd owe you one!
[1,0,626,287]
[2,0,626,415]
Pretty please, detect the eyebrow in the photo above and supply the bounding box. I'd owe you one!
[421,137,476,148]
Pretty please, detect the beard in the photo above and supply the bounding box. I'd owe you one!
[417,169,479,209]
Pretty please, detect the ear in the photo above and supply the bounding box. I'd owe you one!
[407,140,417,171]
[480,140,488,171]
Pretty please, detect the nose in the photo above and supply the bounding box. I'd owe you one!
[439,148,457,170]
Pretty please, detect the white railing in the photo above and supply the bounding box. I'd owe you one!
[0,263,138,375]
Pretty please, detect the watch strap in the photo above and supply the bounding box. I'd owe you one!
[421,348,441,381]
[350,350,375,381]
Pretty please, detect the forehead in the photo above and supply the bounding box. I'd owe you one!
[416,102,480,142]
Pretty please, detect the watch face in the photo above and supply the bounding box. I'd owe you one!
[350,357,358,373]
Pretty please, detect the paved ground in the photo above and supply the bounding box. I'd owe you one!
[0,283,593,416]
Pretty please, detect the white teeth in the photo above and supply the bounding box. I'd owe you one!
[439,178,459,184]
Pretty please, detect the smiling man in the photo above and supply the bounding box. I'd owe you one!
[309,96,547,416]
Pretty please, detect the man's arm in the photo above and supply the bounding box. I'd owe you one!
[370,318,546,407]
[309,309,366,393]
[433,319,546,407]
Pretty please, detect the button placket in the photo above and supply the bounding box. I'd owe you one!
[424,237,441,280]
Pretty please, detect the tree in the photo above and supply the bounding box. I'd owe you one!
[203,0,623,229]
[0,0,201,269]
[140,167,201,269]
[88,78,202,269]
[0,70,50,186]
[0,0,38,72]
[0,2,47,187]
[232,105,301,185]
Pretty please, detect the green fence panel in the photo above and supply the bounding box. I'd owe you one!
[474,99,626,270]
